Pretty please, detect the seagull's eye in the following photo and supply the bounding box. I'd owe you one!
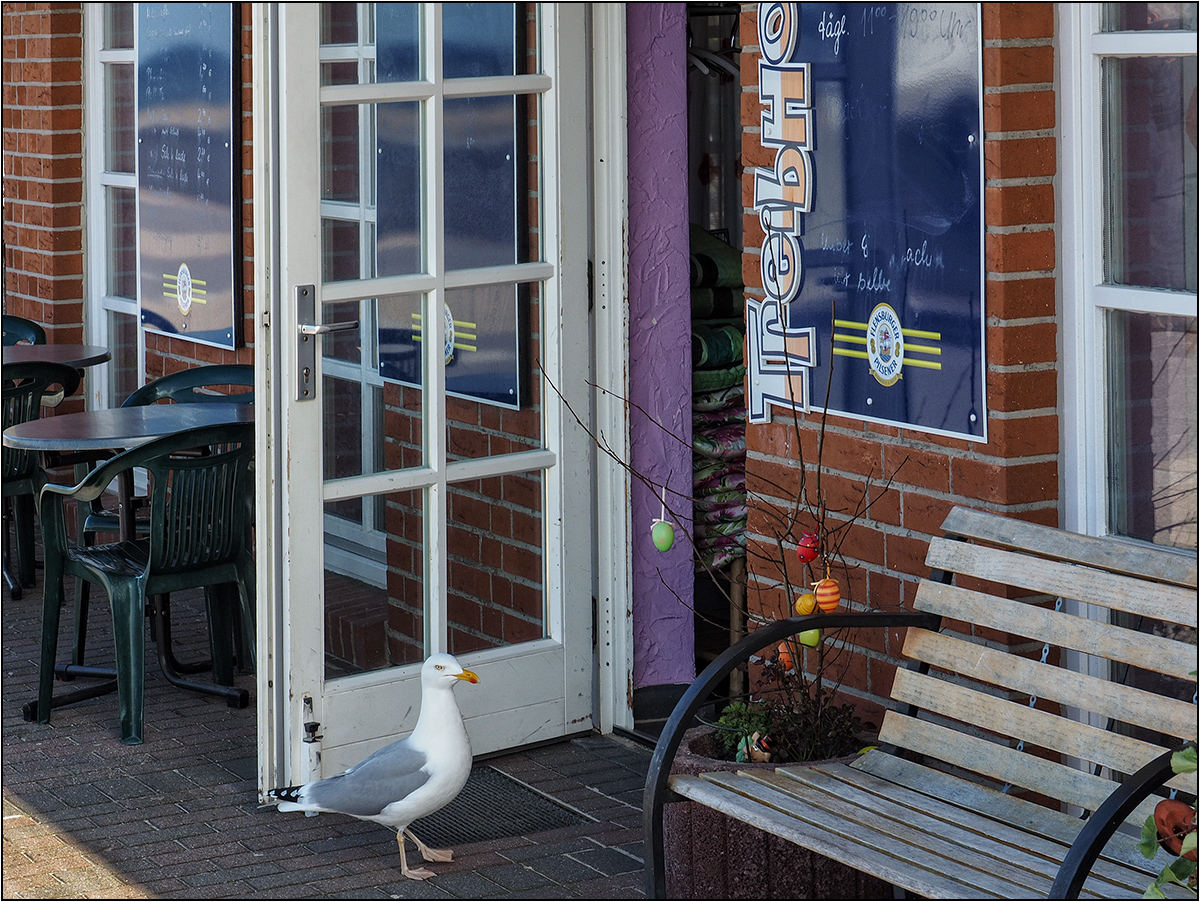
[435,665,443,670]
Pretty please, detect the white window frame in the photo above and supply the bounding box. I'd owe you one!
[83,3,144,410]
[1059,4,1198,542]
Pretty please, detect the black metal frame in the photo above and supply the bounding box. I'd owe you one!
[1048,745,1193,899]
[641,610,942,899]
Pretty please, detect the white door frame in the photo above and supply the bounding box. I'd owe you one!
[252,2,611,790]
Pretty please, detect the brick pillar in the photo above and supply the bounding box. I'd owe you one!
[1,3,84,344]
[739,3,1060,727]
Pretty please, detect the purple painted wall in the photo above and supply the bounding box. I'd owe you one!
[627,3,694,688]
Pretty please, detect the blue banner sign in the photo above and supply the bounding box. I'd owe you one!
[749,2,986,440]
[137,3,239,349]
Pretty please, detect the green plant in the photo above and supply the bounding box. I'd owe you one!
[1138,744,1197,898]
[713,700,772,759]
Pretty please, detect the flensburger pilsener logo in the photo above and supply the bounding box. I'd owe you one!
[866,303,904,386]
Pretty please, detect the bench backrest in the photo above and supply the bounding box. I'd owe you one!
[880,506,1198,828]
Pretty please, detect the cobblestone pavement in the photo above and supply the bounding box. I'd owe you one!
[2,579,652,899]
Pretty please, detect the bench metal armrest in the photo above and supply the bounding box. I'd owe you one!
[1049,745,1191,899]
[642,609,942,899]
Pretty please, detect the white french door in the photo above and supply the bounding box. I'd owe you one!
[253,2,594,786]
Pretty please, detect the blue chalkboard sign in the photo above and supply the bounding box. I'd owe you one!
[137,3,239,349]
[748,3,985,440]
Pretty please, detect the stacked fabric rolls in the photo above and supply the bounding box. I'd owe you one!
[690,224,747,571]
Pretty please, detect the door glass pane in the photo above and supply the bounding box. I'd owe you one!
[376,102,423,277]
[444,94,534,268]
[321,2,359,45]
[447,472,545,654]
[1101,55,1199,292]
[105,63,135,173]
[322,105,361,204]
[1101,3,1198,31]
[1107,311,1198,549]
[324,488,426,678]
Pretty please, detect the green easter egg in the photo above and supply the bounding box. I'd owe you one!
[651,519,675,552]
[799,628,822,648]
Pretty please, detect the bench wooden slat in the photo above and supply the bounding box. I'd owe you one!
[671,771,1016,898]
[902,627,1197,740]
[878,710,1161,820]
[925,540,1198,628]
[914,580,1196,677]
[853,751,1184,877]
[889,666,1196,797]
[938,507,1198,589]
[791,758,1166,892]
[759,765,1156,899]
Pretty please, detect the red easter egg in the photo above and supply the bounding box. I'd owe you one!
[815,578,841,613]
[795,531,819,563]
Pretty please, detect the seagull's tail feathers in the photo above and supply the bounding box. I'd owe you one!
[267,784,312,812]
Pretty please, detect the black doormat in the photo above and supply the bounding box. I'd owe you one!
[407,766,592,847]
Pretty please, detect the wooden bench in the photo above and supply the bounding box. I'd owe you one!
[644,506,1198,899]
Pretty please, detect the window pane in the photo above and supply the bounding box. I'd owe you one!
[104,3,135,50]
[107,310,139,403]
[321,2,358,45]
[105,63,135,173]
[1101,3,1198,31]
[376,3,420,82]
[1107,311,1198,549]
[322,105,361,203]
[1102,55,1199,292]
[443,3,518,79]
[106,187,137,299]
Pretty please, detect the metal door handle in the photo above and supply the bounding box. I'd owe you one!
[294,284,360,402]
[300,321,359,336]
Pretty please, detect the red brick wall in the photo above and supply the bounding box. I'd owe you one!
[2,2,85,371]
[739,3,1060,727]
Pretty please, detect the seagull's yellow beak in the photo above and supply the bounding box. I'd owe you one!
[456,669,479,684]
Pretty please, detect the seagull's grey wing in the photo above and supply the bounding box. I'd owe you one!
[305,741,430,818]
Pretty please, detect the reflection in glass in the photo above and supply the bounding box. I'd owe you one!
[447,472,545,655]
[379,284,533,410]
[106,187,137,299]
[1101,3,1198,31]
[321,2,358,45]
[376,103,424,277]
[322,218,361,283]
[324,489,426,678]
[1102,56,1199,292]
[443,4,518,78]
[108,310,139,403]
[1107,311,1198,549]
[322,105,361,203]
[105,63,135,173]
[325,375,364,522]
[105,3,135,50]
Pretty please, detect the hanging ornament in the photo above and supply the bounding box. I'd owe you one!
[815,577,841,612]
[793,592,818,616]
[776,642,795,672]
[795,531,819,563]
[799,628,822,648]
[650,485,674,551]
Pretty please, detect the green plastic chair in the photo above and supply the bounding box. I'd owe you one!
[2,314,47,346]
[2,361,81,599]
[73,364,255,670]
[37,421,256,744]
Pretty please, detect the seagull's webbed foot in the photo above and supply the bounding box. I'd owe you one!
[396,831,437,880]
[404,827,454,862]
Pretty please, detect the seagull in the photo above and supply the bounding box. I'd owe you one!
[268,653,479,879]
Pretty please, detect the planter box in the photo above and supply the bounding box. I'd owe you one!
[664,727,893,899]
